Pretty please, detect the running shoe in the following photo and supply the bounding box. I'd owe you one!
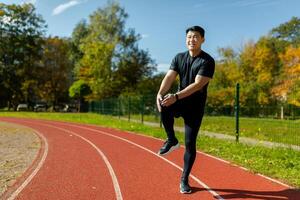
[180,180,192,194]
[158,139,179,155]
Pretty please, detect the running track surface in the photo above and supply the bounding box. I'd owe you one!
[0,117,299,200]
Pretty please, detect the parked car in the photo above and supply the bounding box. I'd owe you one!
[53,104,65,112]
[63,104,78,112]
[34,103,47,112]
[17,104,28,111]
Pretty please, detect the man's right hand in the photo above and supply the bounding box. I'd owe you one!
[156,94,163,112]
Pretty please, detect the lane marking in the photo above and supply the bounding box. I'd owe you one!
[257,174,291,188]
[24,121,123,200]
[11,117,293,189]
[76,122,294,189]
[49,121,224,200]
[7,130,48,200]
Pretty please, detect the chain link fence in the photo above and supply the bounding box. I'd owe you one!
[88,92,300,147]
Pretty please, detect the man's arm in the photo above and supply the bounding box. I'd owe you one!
[161,75,211,107]
[156,70,177,112]
[176,75,211,99]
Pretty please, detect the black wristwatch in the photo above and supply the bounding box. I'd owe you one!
[175,93,179,101]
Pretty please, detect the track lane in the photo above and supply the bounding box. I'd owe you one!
[1,117,299,200]
[19,118,219,199]
[0,124,48,200]
[1,118,117,200]
[43,119,300,200]
[45,120,220,199]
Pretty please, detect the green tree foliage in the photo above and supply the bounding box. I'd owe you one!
[270,16,300,47]
[70,1,156,100]
[209,47,240,107]
[38,37,73,105]
[69,79,91,98]
[70,20,88,65]
[0,3,46,109]
[136,73,168,96]
[208,17,300,115]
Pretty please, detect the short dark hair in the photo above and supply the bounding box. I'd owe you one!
[186,26,205,37]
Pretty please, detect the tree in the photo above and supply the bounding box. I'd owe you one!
[38,37,73,106]
[252,37,281,105]
[272,46,300,106]
[270,16,300,47]
[70,20,88,66]
[207,47,240,113]
[0,3,46,109]
[238,37,281,108]
[111,45,156,96]
[136,73,171,96]
[69,79,91,112]
[70,1,156,100]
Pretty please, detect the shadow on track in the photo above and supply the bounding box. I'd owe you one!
[207,188,300,200]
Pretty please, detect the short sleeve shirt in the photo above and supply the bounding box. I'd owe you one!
[170,50,215,98]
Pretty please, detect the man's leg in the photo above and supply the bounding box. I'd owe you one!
[180,114,203,193]
[158,104,180,155]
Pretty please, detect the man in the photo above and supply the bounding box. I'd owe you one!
[156,25,215,194]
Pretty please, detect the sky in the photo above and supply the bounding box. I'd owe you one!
[2,0,300,72]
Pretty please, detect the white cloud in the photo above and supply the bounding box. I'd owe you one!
[157,63,170,72]
[21,0,37,5]
[232,0,280,8]
[27,0,37,4]
[141,34,149,39]
[52,0,83,16]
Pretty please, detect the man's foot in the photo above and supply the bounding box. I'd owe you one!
[158,139,179,155]
[180,180,192,194]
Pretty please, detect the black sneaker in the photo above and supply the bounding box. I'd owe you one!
[180,180,192,194]
[158,140,179,155]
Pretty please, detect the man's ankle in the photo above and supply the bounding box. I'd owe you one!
[168,138,178,144]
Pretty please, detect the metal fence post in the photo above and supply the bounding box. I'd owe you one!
[128,97,131,122]
[235,83,240,142]
[141,96,144,124]
[118,98,121,119]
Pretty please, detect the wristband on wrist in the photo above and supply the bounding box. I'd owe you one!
[175,93,179,101]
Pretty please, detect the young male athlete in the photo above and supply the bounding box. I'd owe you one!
[156,26,215,194]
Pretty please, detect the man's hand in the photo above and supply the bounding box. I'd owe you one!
[161,93,176,107]
[156,94,163,112]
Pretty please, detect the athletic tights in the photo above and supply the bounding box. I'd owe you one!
[161,100,203,182]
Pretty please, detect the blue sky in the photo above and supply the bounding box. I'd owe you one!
[2,0,300,72]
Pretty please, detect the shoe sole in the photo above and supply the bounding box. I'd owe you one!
[158,143,180,156]
[180,184,192,194]
[180,190,192,194]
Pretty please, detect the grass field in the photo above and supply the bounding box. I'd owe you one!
[128,114,300,146]
[0,112,299,188]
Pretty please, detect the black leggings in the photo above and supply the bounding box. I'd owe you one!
[161,101,203,181]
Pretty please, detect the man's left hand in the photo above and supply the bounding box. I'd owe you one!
[161,93,176,107]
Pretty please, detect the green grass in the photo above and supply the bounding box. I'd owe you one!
[0,112,300,188]
[129,114,300,146]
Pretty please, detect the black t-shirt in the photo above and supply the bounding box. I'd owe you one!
[170,50,215,101]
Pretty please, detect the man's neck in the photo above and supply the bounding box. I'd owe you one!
[189,49,202,57]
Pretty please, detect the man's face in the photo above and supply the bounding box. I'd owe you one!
[186,31,204,51]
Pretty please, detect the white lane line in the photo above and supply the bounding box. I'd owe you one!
[25,119,295,190]
[78,122,294,189]
[257,174,291,188]
[25,121,123,200]
[7,130,48,200]
[53,122,224,200]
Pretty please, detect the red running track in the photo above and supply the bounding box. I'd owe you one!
[0,117,299,200]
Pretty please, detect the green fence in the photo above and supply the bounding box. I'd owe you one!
[89,92,300,147]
